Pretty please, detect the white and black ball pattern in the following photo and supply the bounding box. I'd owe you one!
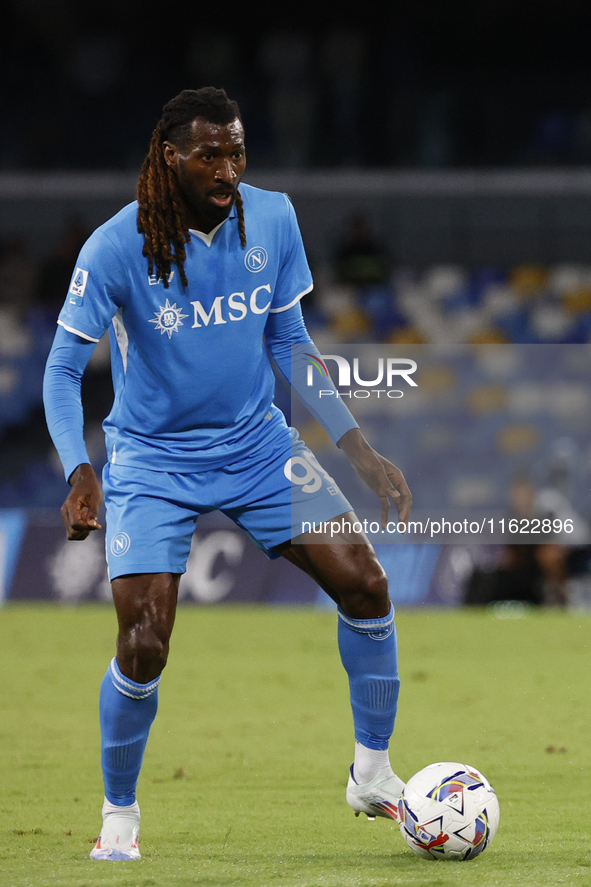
[398,762,500,861]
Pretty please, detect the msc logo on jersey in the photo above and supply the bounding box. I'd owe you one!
[149,299,189,338]
[110,532,131,557]
[68,267,89,306]
[149,285,273,337]
[244,246,268,273]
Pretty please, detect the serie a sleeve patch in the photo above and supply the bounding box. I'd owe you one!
[68,267,89,305]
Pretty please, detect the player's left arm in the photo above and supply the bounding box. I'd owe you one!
[265,303,358,443]
[264,303,411,527]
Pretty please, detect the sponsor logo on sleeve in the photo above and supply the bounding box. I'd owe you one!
[68,268,89,306]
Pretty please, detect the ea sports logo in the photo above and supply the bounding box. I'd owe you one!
[110,532,131,557]
[244,246,268,272]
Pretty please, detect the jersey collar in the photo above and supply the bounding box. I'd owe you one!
[189,205,238,248]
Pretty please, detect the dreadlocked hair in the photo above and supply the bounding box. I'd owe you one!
[137,87,246,289]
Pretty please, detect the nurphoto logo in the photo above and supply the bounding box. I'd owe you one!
[306,354,418,400]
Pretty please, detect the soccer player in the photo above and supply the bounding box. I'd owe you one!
[43,87,412,861]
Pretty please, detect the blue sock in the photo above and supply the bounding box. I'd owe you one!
[337,604,400,751]
[99,657,160,806]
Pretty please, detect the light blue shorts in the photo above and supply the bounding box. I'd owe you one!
[103,427,352,579]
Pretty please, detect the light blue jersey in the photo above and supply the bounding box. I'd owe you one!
[57,185,313,472]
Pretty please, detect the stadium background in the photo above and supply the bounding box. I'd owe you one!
[1,1,591,609]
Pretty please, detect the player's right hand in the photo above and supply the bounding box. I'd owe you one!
[61,462,103,540]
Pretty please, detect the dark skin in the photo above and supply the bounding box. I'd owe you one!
[162,117,246,233]
[61,116,412,683]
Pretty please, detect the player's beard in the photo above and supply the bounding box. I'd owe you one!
[176,169,237,229]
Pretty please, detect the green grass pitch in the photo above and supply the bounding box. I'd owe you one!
[0,604,590,887]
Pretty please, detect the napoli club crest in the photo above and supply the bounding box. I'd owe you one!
[244,246,268,272]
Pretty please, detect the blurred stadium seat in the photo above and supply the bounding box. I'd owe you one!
[1,170,590,606]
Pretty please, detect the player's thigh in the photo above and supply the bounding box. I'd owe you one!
[111,571,180,681]
[225,427,354,556]
[111,571,180,639]
[103,463,199,580]
[280,514,389,618]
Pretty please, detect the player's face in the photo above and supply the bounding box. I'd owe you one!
[163,117,246,233]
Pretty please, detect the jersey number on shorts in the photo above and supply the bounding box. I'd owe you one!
[284,451,336,494]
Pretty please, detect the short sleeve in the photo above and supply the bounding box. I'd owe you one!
[57,231,127,342]
[269,194,313,314]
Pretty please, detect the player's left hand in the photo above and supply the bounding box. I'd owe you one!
[338,428,412,528]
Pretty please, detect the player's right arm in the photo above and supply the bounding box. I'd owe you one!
[43,227,126,539]
[43,325,103,539]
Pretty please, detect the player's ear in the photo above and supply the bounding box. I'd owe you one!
[162,141,177,169]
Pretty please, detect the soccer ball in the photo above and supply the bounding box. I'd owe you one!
[398,762,500,861]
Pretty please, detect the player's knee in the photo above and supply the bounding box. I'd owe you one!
[339,557,389,618]
[363,561,389,600]
[358,560,389,607]
[117,623,170,683]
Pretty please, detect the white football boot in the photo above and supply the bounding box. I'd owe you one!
[346,764,405,821]
[90,797,141,860]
